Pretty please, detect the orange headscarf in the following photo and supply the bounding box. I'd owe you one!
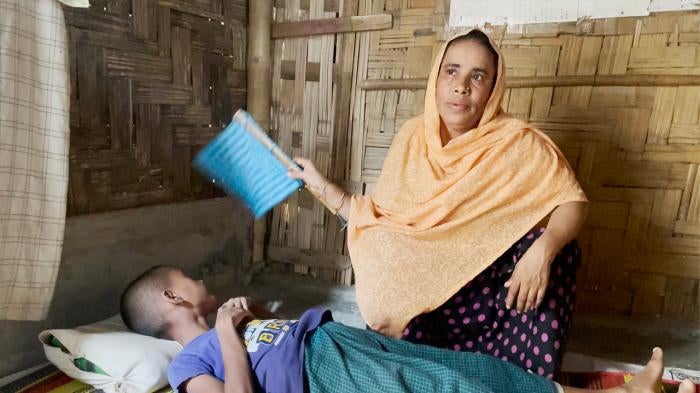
[347,30,588,337]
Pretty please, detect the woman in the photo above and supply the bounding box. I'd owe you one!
[289,29,588,378]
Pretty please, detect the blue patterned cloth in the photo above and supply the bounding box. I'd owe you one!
[305,322,558,393]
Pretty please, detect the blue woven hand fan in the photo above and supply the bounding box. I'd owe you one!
[194,110,309,218]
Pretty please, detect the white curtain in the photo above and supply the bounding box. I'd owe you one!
[0,0,85,320]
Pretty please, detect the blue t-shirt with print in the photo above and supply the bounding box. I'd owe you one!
[167,308,331,393]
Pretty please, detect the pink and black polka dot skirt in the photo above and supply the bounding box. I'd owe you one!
[401,227,580,379]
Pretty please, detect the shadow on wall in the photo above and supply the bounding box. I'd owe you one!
[0,198,252,378]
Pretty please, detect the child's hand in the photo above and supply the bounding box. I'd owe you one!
[215,298,253,332]
[229,296,255,311]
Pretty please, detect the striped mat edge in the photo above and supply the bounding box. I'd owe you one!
[0,366,173,393]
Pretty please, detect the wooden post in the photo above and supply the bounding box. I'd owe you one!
[247,0,272,263]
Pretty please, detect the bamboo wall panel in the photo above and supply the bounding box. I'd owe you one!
[269,1,699,321]
[268,0,358,284]
[64,0,246,215]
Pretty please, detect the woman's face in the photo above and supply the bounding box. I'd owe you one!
[435,39,497,137]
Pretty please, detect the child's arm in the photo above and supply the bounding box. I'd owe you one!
[181,375,225,393]
[185,299,255,393]
[217,299,255,393]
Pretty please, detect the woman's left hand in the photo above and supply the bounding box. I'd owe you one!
[288,157,327,191]
[504,236,558,313]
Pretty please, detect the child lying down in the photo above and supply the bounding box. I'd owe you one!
[120,266,694,393]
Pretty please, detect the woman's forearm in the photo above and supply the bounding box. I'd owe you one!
[322,181,351,221]
[289,157,353,221]
[306,177,352,221]
[541,201,589,251]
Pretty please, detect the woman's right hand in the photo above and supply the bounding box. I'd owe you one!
[215,298,253,333]
[288,157,327,192]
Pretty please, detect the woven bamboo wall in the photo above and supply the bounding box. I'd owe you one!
[268,0,357,283]
[269,0,700,321]
[63,0,246,215]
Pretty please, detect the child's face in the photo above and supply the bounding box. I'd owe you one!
[168,270,218,316]
[435,39,497,135]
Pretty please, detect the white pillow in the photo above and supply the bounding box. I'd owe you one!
[38,315,182,393]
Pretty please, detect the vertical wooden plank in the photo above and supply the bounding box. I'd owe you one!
[663,278,699,319]
[132,0,158,41]
[616,108,651,153]
[211,65,232,127]
[108,78,133,150]
[230,25,247,70]
[77,44,101,130]
[134,104,159,166]
[647,87,677,145]
[630,273,667,316]
[191,50,206,105]
[67,27,78,104]
[160,125,174,188]
[158,6,171,57]
[576,142,597,185]
[173,145,192,198]
[68,170,90,215]
[552,35,582,106]
[107,0,130,15]
[570,36,603,106]
[686,164,700,222]
[597,34,633,75]
[623,203,651,249]
[530,45,558,119]
[331,0,359,181]
[507,68,535,121]
[190,145,215,197]
[171,27,192,85]
[210,0,223,15]
[650,189,682,237]
[673,87,700,125]
[585,229,626,289]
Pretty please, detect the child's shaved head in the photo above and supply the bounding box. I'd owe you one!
[120,265,179,338]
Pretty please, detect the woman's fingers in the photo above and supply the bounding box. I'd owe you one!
[288,157,322,187]
[534,286,546,311]
[516,282,530,312]
[505,280,520,310]
[525,286,538,312]
[288,170,304,179]
[292,157,312,170]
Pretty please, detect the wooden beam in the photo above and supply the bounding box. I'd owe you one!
[267,246,352,270]
[358,74,700,90]
[248,0,272,263]
[272,14,392,39]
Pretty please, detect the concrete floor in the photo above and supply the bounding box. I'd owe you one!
[568,313,699,370]
[231,271,700,371]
